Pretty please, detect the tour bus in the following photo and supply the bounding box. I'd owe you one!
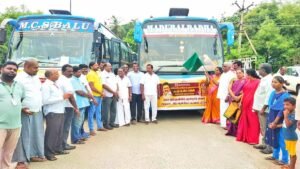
[0,10,133,80]
[134,8,235,110]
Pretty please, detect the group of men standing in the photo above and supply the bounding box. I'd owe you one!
[0,59,160,169]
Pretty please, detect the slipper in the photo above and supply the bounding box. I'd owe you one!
[264,157,276,161]
[272,160,286,166]
[30,157,47,162]
[73,140,85,144]
[15,163,28,169]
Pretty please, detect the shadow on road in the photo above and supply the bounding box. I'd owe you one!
[158,110,202,120]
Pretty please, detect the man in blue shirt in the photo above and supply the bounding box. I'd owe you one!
[71,66,95,144]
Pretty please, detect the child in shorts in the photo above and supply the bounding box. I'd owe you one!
[282,97,298,169]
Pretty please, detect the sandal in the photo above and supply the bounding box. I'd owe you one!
[264,157,276,161]
[73,140,85,144]
[30,157,47,162]
[272,160,286,166]
[15,163,28,169]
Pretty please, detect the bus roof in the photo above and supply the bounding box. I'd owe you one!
[143,16,218,24]
[17,14,95,22]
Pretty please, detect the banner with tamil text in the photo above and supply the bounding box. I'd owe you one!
[158,75,207,110]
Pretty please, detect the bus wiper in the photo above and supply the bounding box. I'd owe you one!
[156,65,183,73]
[14,32,23,50]
[18,59,58,66]
[213,36,217,55]
[144,36,148,53]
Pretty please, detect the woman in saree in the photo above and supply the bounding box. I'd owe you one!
[264,76,290,166]
[225,69,246,136]
[236,69,261,144]
[202,67,223,123]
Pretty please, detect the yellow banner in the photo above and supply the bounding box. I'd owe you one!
[158,75,207,110]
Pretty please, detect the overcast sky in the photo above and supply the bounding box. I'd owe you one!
[0,0,269,24]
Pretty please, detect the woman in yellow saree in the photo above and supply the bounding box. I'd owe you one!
[202,67,223,123]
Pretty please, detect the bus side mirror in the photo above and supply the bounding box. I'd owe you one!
[134,21,143,43]
[0,28,6,45]
[219,22,235,47]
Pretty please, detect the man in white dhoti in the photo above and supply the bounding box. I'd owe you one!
[115,68,132,126]
[13,59,45,169]
[217,62,236,128]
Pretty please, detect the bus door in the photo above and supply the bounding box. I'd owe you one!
[110,39,122,72]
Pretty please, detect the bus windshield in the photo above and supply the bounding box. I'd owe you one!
[140,20,223,72]
[10,31,93,67]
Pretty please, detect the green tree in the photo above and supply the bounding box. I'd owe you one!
[107,16,126,39]
[253,18,291,70]
[121,19,137,52]
[0,5,42,62]
[223,1,300,69]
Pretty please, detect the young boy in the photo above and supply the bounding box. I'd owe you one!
[282,97,298,169]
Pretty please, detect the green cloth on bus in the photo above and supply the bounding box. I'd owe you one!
[183,52,204,72]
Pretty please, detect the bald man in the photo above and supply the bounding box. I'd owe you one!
[217,62,236,128]
[42,69,72,161]
[13,59,45,168]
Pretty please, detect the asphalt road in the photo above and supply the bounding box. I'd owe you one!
[29,111,300,169]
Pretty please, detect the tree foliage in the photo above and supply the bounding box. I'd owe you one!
[107,16,137,52]
[0,5,42,62]
[223,0,300,70]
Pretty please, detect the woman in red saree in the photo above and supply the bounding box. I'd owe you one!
[236,69,261,144]
[202,67,223,123]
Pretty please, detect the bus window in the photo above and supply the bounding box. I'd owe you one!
[104,39,111,60]
[112,41,121,64]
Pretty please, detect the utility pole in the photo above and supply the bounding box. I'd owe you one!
[70,0,72,13]
[233,0,257,56]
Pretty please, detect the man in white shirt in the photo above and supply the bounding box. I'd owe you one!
[217,62,236,128]
[115,68,132,126]
[128,63,144,124]
[56,64,79,151]
[12,59,45,168]
[274,66,287,78]
[102,63,118,129]
[78,64,92,138]
[42,69,73,161]
[252,63,273,154]
[79,64,92,92]
[122,64,129,76]
[140,64,160,124]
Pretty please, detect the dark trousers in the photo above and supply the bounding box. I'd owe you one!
[44,113,64,158]
[130,94,143,121]
[102,97,117,127]
[63,108,74,148]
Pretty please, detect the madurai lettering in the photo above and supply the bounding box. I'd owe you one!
[144,24,218,34]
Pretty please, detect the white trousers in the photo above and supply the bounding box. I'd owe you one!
[220,99,229,128]
[115,98,131,126]
[144,95,158,122]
